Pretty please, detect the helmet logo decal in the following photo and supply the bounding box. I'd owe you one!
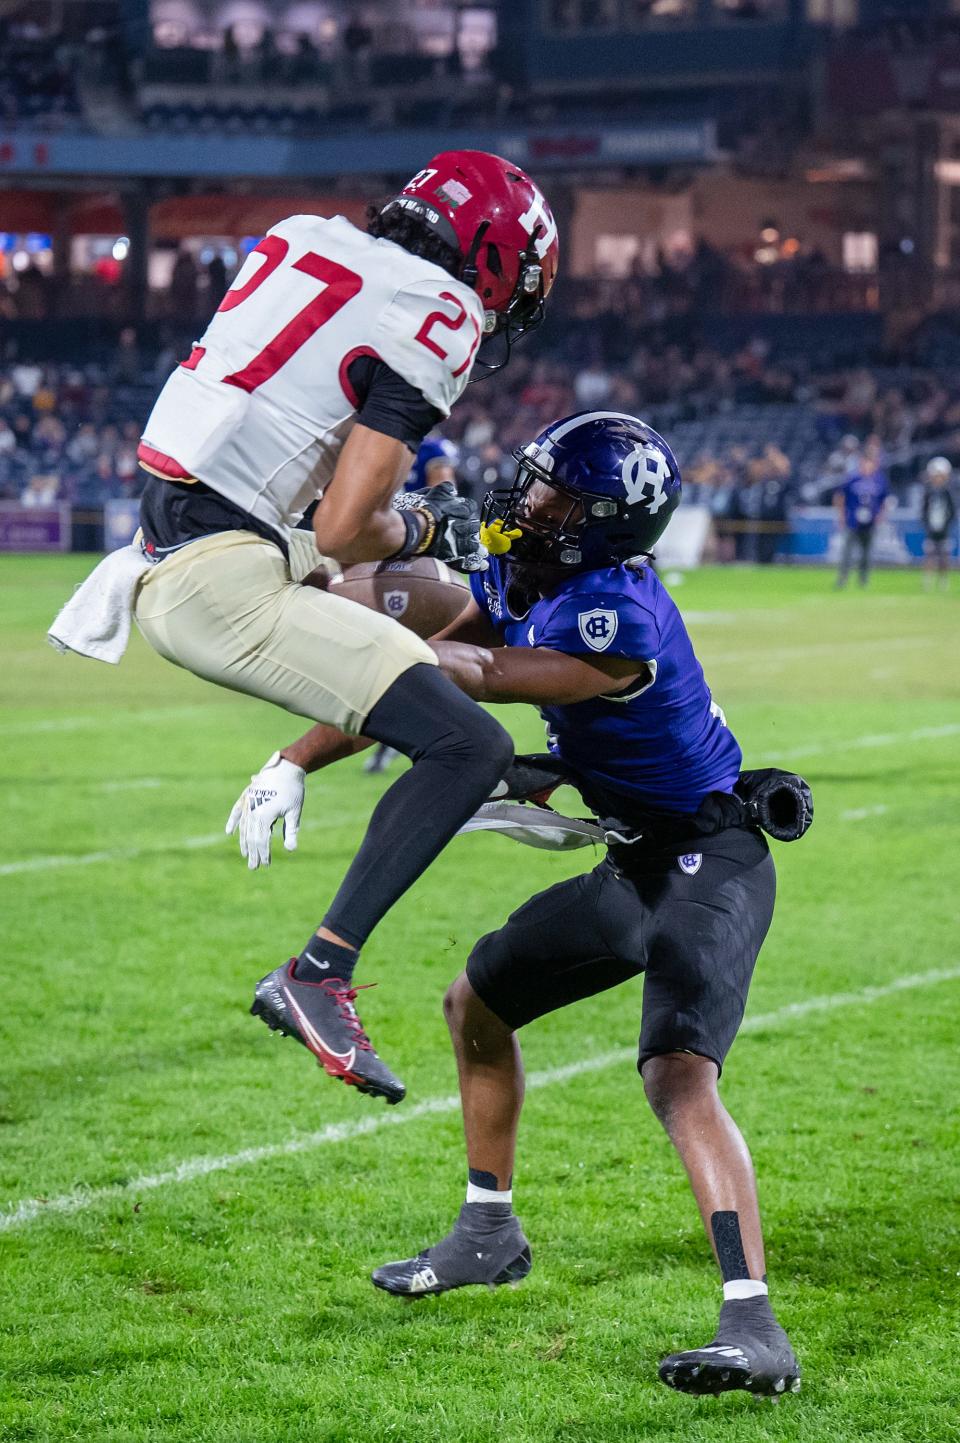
[577,609,619,652]
[621,444,670,513]
[435,179,472,209]
[518,188,558,259]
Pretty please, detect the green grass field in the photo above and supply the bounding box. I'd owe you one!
[2,556,959,1443]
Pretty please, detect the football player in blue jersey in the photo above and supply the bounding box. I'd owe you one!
[833,442,891,588]
[239,412,812,1399]
[402,435,461,494]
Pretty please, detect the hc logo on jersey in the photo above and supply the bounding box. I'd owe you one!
[678,853,703,875]
[578,609,619,652]
[384,590,409,618]
[621,444,670,513]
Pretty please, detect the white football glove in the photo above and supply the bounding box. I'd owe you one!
[225,751,306,870]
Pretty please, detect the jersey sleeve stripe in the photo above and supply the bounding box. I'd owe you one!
[338,345,383,409]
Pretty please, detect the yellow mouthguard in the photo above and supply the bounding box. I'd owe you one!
[480,518,523,555]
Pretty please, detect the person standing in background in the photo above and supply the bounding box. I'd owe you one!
[402,436,460,494]
[834,445,890,589]
[921,457,956,592]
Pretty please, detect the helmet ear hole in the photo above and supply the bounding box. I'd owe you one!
[486,243,503,278]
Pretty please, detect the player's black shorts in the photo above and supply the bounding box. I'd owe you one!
[466,828,776,1075]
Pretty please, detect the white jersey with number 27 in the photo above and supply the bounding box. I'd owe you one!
[141,214,485,537]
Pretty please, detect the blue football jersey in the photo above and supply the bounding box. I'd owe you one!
[839,470,889,529]
[470,558,742,815]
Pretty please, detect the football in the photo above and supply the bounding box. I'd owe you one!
[328,557,472,640]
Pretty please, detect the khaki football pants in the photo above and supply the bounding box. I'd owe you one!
[133,530,436,734]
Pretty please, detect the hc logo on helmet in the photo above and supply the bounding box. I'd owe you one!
[621,444,671,513]
[578,608,619,652]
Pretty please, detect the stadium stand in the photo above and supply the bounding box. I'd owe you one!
[3,316,957,534]
[0,23,84,132]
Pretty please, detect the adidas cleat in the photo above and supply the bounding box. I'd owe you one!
[251,960,405,1104]
[372,1202,532,1297]
[658,1297,800,1399]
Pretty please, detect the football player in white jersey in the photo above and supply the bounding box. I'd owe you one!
[131,151,559,1105]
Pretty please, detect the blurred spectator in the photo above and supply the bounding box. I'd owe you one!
[833,446,891,589]
[21,471,60,507]
[573,355,612,409]
[169,250,200,322]
[13,263,51,321]
[291,33,319,84]
[206,256,228,311]
[110,328,142,385]
[343,13,374,82]
[921,456,956,592]
[216,24,241,82]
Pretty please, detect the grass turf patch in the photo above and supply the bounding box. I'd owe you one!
[1,558,958,1442]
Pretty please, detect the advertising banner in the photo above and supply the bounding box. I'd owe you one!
[104,499,142,551]
[0,504,71,552]
[783,509,939,563]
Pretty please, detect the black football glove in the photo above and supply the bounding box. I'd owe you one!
[393,484,487,573]
[735,768,814,842]
[490,753,576,807]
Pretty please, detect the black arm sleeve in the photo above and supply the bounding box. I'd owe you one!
[347,355,444,452]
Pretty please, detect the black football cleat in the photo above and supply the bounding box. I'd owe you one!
[250,960,405,1104]
[372,1202,532,1297]
[659,1296,800,1399]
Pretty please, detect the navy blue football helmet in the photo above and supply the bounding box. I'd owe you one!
[482,411,681,571]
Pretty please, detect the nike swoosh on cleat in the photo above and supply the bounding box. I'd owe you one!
[284,988,356,1071]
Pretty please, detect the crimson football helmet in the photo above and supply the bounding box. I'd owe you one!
[382,150,559,357]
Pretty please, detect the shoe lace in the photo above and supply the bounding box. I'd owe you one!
[319,979,377,1051]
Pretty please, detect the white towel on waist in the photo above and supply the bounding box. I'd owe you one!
[47,543,153,664]
[457,801,605,852]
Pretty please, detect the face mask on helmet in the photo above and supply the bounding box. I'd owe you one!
[465,234,548,378]
[481,414,682,573]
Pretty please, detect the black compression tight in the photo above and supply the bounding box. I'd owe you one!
[321,664,514,949]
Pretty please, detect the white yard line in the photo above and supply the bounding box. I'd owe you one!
[0,705,225,737]
[841,805,890,822]
[0,833,227,877]
[2,965,958,1234]
[98,778,165,793]
[708,634,940,666]
[3,720,956,879]
[757,721,960,765]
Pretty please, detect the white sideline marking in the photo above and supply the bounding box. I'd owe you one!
[3,721,956,879]
[0,814,371,878]
[841,805,889,822]
[2,966,958,1234]
[0,705,217,737]
[0,833,225,877]
[710,634,939,666]
[758,722,960,765]
[99,778,164,793]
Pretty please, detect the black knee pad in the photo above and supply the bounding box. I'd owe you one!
[366,663,513,783]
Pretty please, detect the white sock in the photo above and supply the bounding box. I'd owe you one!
[723,1278,769,1301]
[466,1180,512,1206]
